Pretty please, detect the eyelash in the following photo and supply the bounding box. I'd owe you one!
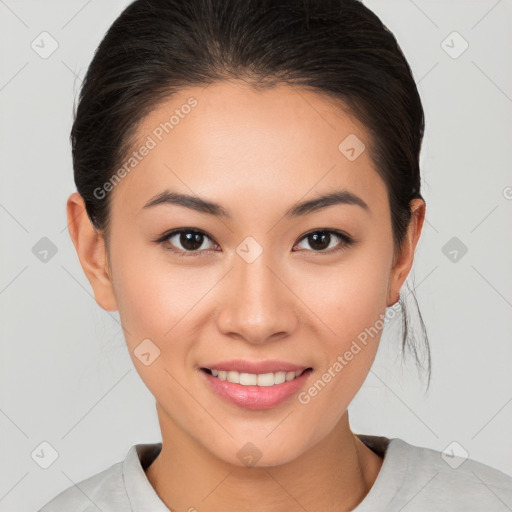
[154,228,355,258]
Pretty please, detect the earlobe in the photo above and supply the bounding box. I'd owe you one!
[386,198,426,307]
[66,192,118,312]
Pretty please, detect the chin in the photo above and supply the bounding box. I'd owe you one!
[208,432,315,469]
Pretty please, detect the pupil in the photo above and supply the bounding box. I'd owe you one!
[177,232,332,252]
[310,232,330,250]
[181,231,203,251]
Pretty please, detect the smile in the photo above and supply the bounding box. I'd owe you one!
[202,368,311,387]
[200,366,314,410]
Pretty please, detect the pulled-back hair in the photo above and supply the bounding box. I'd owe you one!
[71,0,431,384]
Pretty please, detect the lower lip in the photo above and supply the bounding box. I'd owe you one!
[200,369,313,410]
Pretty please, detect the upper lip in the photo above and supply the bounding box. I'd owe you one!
[201,359,312,374]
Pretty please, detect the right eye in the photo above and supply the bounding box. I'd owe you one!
[155,228,219,257]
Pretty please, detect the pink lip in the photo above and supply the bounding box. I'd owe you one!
[200,359,311,374]
[199,367,313,410]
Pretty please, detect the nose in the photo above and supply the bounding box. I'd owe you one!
[216,251,299,345]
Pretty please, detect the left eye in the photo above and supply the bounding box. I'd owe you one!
[156,229,353,257]
[294,230,353,253]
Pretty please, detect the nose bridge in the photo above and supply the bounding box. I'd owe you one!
[217,244,296,343]
[238,250,279,304]
[235,234,281,301]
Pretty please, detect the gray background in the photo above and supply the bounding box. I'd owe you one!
[0,0,511,510]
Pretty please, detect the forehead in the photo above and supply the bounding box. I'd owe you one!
[110,80,388,219]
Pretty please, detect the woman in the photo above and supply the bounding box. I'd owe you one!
[39,0,512,510]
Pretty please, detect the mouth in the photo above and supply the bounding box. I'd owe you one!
[199,364,314,410]
[200,367,313,387]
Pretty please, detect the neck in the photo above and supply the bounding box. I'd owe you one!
[145,408,383,512]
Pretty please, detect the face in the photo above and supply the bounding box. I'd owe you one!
[72,80,423,467]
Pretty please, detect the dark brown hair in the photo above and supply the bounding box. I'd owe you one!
[71,0,431,384]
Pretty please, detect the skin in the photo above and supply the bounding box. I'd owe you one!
[67,80,425,512]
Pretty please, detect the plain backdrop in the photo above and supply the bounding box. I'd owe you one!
[0,0,511,510]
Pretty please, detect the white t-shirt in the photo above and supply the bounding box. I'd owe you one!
[37,434,512,511]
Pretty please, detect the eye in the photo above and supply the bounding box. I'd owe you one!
[154,228,354,258]
[155,228,218,257]
[294,229,354,254]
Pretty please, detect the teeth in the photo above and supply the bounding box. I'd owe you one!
[240,372,257,385]
[227,371,240,384]
[208,369,305,386]
[286,371,297,382]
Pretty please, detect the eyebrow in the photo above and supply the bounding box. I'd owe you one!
[142,189,370,219]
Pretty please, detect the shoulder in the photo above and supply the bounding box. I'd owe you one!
[37,452,129,512]
[388,438,512,511]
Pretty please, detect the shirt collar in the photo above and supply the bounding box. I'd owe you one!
[123,442,169,512]
[122,436,405,512]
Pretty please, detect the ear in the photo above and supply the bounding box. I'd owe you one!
[66,192,118,312]
[387,198,426,307]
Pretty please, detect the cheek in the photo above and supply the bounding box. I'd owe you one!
[295,272,388,434]
[112,240,201,332]
[293,241,392,404]
[112,230,391,354]
[110,255,199,396]
[111,246,222,369]
[302,245,391,345]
